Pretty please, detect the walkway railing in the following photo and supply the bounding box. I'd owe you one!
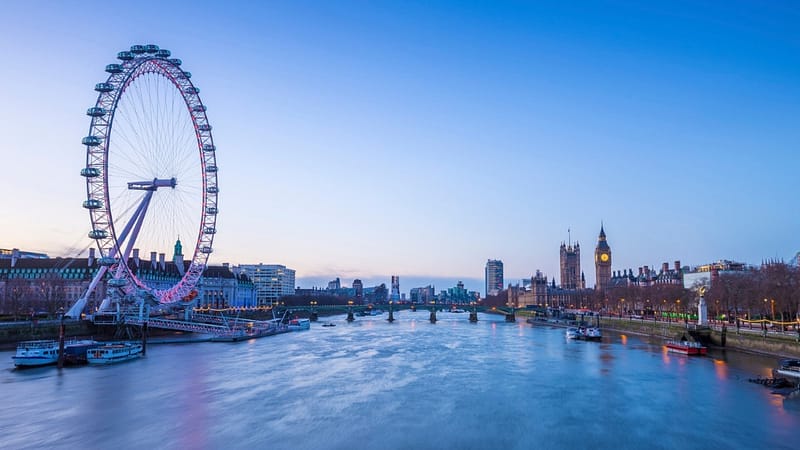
[124,316,231,334]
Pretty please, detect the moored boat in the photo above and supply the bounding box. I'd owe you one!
[288,318,311,331]
[87,342,143,365]
[581,327,602,341]
[566,327,580,339]
[773,359,800,381]
[64,340,100,365]
[12,340,59,368]
[211,323,289,342]
[665,340,707,356]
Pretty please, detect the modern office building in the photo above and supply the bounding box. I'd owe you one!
[485,259,504,297]
[234,264,295,306]
[0,248,49,260]
[409,285,435,303]
[390,275,400,302]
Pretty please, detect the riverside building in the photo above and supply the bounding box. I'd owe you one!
[485,259,504,297]
[234,264,296,306]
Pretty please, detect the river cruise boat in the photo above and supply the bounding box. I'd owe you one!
[566,327,580,339]
[773,359,800,381]
[288,318,311,331]
[665,340,707,356]
[211,322,290,342]
[87,342,143,365]
[580,327,602,341]
[12,340,60,368]
[63,340,100,365]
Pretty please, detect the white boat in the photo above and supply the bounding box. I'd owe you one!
[565,327,580,339]
[288,318,311,331]
[87,342,143,365]
[774,359,800,380]
[582,327,602,341]
[12,340,59,368]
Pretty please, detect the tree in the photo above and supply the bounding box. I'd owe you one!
[4,277,30,321]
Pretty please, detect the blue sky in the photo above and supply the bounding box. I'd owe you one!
[1,1,799,294]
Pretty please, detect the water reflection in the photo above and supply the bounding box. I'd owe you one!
[0,311,797,450]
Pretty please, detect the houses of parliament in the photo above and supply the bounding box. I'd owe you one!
[507,224,683,309]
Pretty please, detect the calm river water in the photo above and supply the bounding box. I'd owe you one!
[1,311,797,450]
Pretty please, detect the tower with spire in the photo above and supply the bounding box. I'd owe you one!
[173,238,185,276]
[594,224,612,292]
[560,232,581,290]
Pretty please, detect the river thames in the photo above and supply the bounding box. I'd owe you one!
[1,311,797,450]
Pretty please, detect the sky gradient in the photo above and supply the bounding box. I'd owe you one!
[1,1,799,294]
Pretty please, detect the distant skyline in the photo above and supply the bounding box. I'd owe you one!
[1,1,799,291]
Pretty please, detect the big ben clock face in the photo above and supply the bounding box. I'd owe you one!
[600,253,609,262]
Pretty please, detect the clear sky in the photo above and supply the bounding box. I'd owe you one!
[1,1,798,294]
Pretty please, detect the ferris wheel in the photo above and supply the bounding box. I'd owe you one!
[67,44,218,317]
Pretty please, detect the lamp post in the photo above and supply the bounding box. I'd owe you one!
[771,299,775,322]
[57,307,65,369]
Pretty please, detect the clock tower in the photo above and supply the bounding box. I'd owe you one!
[594,224,612,292]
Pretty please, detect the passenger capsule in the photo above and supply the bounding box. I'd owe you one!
[82,136,102,146]
[88,229,108,239]
[98,257,117,266]
[144,44,159,53]
[200,246,213,254]
[117,51,134,61]
[86,107,107,117]
[185,86,199,94]
[83,199,103,209]
[155,49,171,58]
[80,167,101,177]
[202,144,215,152]
[183,71,192,79]
[95,82,114,92]
[168,58,182,66]
[205,165,217,172]
[105,64,123,74]
[107,278,127,287]
[130,45,146,54]
[198,124,212,132]
[193,105,207,112]
[206,186,219,194]
[206,207,218,215]
[203,227,216,235]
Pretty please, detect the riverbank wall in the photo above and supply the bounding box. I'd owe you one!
[0,320,96,350]
[598,317,800,359]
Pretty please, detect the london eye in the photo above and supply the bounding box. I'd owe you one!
[68,44,218,317]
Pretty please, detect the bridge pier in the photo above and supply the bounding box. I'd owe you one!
[346,307,355,322]
[310,310,318,322]
[469,304,478,323]
[430,308,437,323]
[410,304,416,312]
[387,303,395,322]
[505,310,516,322]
